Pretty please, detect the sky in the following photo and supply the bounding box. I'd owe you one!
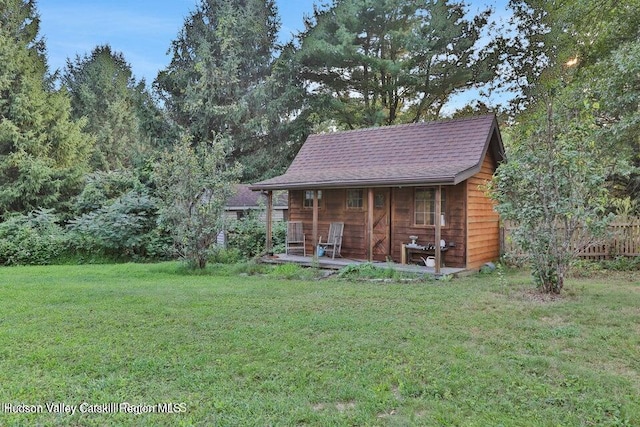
[38,0,512,110]
[38,0,318,84]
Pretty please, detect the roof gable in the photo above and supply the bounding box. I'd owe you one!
[252,114,504,190]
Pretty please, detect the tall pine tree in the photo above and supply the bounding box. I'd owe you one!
[296,0,505,128]
[63,45,174,172]
[0,0,90,217]
[156,0,308,181]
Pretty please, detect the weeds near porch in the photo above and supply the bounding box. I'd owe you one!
[269,263,324,280]
[338,263,389,279]
[337,262,429,281]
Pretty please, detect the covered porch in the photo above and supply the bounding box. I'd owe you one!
[260,253,469,278]
[259,185,455,274]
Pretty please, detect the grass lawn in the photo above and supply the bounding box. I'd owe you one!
[0,263,638,426]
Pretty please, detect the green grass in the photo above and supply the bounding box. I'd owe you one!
[0,263,638,426]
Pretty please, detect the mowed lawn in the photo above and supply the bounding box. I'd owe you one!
[0,263,638,426]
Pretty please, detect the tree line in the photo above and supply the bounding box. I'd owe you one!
[1,0,638,283]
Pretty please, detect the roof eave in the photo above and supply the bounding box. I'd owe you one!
[226,205,287,210]
[453,164,482,184]
[251,176,458,191]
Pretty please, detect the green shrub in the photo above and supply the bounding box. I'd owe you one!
[569,259,603,277]
[68,171,171,261]
[226,213,286,259]
[272,221,286,254]
[74,171,143,214]
[226,213,265,259]
[0,209,68,265]
[499,253,527,268]
[68,189,170,260]
[209,247,243,264]
[602,256,640,271]
[570,257,640,277]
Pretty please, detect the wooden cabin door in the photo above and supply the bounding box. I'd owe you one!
[372,189,391,261]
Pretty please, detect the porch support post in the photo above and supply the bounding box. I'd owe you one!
[265,190,273,255]
[368,188,374,261]
[312,190,319,260]
[435,185,442,275]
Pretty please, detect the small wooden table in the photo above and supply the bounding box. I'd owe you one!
[401,244,448,265]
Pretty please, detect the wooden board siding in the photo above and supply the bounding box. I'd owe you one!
[288,189,367,259]
[466,149,500,269]
[286,171,496,269]
[389,184,467,268]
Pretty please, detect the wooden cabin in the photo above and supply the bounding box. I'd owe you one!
[251,114,505,271]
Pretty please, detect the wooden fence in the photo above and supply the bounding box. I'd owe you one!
[501,218,640,261]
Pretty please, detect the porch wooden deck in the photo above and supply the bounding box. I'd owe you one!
[260,254,470,278]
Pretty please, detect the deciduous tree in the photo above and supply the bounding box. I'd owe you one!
[506,0,640,207]
[490,89,624,293]
[153,135,241,269]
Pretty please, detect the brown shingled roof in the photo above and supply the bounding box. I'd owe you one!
[251,114,504,190]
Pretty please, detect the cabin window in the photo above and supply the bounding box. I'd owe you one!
[303,190,322,208]
[346,189,364,209]
[414,188,446,226]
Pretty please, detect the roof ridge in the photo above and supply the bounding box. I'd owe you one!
[310,114,495,138]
